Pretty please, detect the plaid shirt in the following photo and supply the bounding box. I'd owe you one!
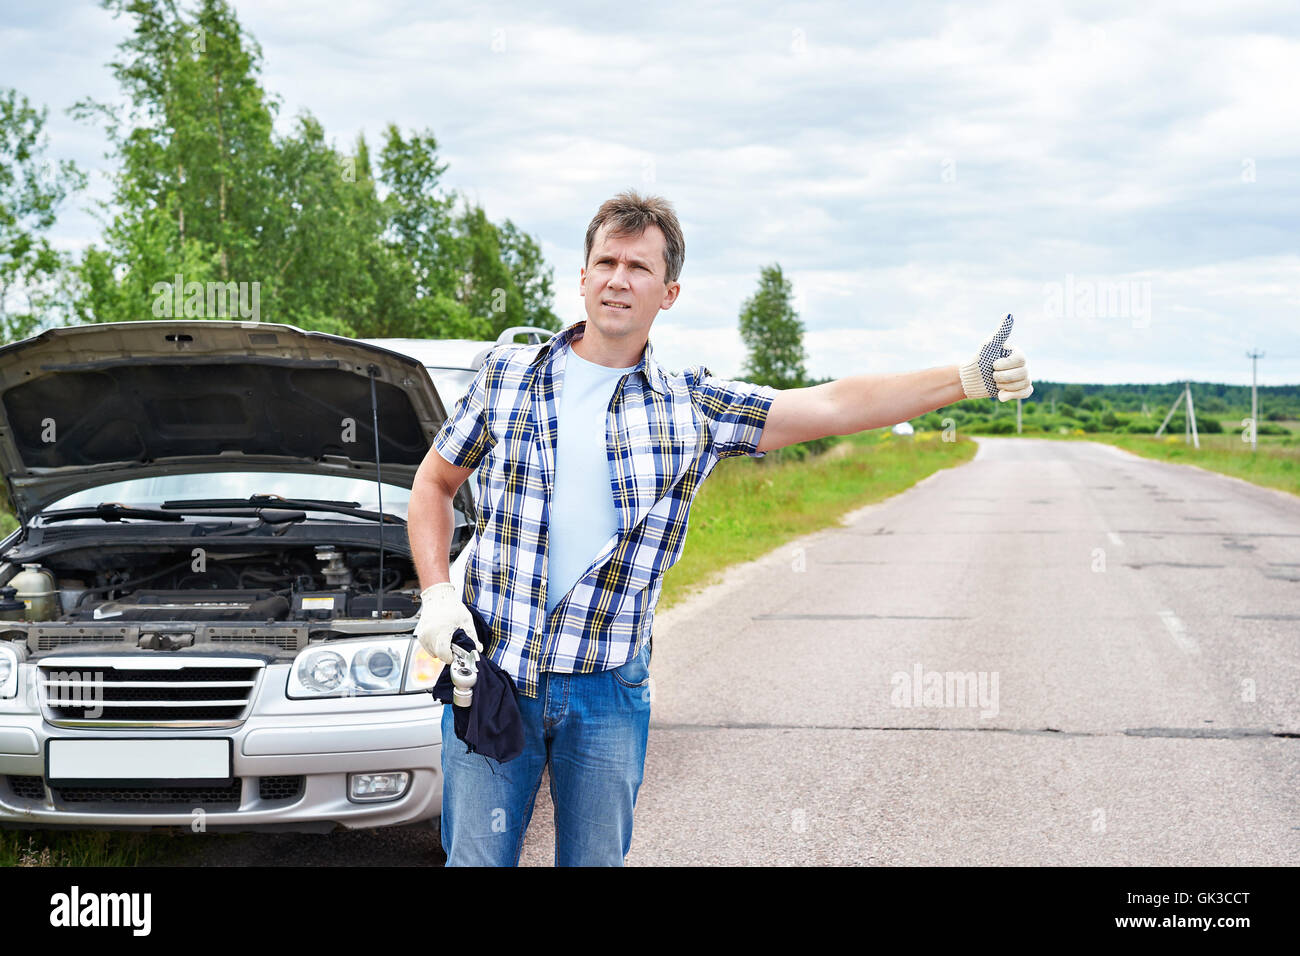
[431,319,777,698]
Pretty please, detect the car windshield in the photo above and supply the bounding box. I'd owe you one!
[46,472,412,521]
[427,367,476,404]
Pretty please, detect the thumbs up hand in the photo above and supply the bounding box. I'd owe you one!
[959,314,1033,401]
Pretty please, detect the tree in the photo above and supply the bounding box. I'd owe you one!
[445,199,561,337]
[0,88,86,342]
[738,263,807,390]
[71,0,559,338]
[71,0,278,323]
[377,126,559,338]
[376,124,468,336]
[737,264,839,461]
[497,216,559,332]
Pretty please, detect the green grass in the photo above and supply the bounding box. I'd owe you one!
[658,430,977,610]
[1028,430,1300,498]
[0,828,191,867]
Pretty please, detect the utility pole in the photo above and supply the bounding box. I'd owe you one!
[1155,382,1198,447]
[1246,350,1265,451]
[1154,387,1184,437]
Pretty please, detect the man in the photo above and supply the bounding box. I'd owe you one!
[407,190,1032,866]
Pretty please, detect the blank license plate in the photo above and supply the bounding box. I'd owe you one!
[47,738,232,785]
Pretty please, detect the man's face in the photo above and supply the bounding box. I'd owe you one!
[579,222,680,347]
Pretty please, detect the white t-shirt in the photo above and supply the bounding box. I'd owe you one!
[544,347,637,617]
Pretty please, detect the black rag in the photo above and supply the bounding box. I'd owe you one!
[429,603,524,764]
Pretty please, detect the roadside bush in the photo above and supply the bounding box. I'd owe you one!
[1123,419,1158,433]
[1100,409,1120,429]
[1231,422,1289,436]
[766,434,844,464]
[1163,415,1222,434]
[1080,416,1100,433]
[967,418,1015,434]
[1057,403,1076,419]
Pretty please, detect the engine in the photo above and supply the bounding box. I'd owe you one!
[11,545,421,624]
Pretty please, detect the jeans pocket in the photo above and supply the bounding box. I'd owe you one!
[612,642,651,688]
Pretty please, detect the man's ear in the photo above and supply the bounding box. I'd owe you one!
[660,280,681,310]
[579,267,587,297]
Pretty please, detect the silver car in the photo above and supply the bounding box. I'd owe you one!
[0,321,479,833]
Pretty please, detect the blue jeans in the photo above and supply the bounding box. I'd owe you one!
[440,639,652,866]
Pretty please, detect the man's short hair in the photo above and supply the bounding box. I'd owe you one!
[584,190,685,284]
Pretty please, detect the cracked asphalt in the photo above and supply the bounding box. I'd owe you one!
[177,436,1300,865]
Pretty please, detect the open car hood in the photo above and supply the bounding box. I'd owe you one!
[0,321,466,522]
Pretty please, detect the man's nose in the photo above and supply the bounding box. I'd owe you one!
[609,262,631,288]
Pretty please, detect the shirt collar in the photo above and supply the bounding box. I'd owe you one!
[529,320,667,395]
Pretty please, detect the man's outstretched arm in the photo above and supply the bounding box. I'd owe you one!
[756,314,1033,453]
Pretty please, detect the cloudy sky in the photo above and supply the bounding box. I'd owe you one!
[4,0,1298,386]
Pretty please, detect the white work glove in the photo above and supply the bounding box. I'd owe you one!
[959,314,1033,402]
[415,582,481,666]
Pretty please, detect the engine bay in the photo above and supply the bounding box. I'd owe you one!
[5,544,422,625]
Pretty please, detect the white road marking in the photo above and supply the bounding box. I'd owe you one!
[1108,532,1124,546]
[1158,610,1200,655]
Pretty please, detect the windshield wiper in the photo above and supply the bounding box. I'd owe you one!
[39,503,185,524]
[161,494,405,525]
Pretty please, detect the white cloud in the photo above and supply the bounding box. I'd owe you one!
[3,0,1297,384]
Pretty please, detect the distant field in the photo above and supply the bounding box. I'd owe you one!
[1026,430,1300,497]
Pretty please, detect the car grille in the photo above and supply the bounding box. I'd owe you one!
[33,633,130,651]
[55,779,244,808]
[38,656,265,729]
[258,776,304,802]
[208,633,301,651]
[6,774,303,810]
[7,775,46,801]
[29,627,306,653]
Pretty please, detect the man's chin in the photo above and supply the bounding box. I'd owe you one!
[583,310,650,340]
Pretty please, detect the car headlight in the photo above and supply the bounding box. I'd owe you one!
[404,641,445,693]
[0,645,16,699]
[288,637,434,699]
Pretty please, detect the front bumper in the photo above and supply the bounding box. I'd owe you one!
[0,662,444,833]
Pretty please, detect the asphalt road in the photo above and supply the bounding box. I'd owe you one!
[178,436,1299,865]
[522,436,1300,865]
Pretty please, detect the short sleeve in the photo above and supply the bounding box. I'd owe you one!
[687,366,778,460]
[432,358,497,470]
